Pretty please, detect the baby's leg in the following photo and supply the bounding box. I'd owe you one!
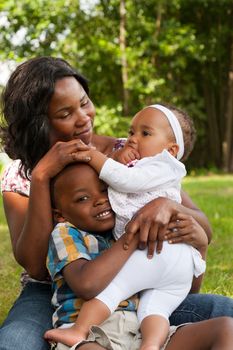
[140,315,169,350]
[137,283,192,350]
[46,244,191,347]
[96,248,171,312]
[45,252,152,347]
[44,299,111,347]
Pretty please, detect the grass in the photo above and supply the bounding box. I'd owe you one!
[183,175,233,296]
[0,239,22,325]
[0,175,233,324]
[0,199,22,324]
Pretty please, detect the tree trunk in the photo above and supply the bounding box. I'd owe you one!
[151,2,163,67]
[119,0,129,116]
[203,71,222,168]
[223,41,233,172]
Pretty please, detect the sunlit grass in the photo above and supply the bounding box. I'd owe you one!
[0,221,22,324]
[183,175,233,297]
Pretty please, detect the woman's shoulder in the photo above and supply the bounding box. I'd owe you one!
[92,134,126,155]
[1,159,30,196]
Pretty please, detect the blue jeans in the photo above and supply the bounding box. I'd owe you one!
[170,293,233,325]
[0,282,53,350]
[1,285,233,350]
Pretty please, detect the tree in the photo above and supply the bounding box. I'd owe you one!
[0,0,232,171]
[224,41,233,171]
[119,0,129,115]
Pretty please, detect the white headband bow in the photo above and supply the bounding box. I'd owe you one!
[148,104,184,160]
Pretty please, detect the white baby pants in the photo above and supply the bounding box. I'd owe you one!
[96,242,202,323]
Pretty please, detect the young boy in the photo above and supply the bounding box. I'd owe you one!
[45,104,206,350]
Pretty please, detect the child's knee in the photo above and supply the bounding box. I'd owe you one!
[213,316,233,342]
[218,316,233,333]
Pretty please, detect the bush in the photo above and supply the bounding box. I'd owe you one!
[94,105,131,138]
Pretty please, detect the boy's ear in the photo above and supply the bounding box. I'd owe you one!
[168,143,179,157]
[52,208,66,223]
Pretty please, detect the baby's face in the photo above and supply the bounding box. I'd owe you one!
[126,107,175,159]
[54,164,115,233]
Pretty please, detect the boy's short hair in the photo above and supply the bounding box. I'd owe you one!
[50,164,75,209]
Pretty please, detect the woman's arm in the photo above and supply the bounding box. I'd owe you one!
[63,233,139,300]
[3,140,90,280]
[3,169,56,280]
[180,190,212,241]
[3,192,29,258]
[124,192,212,258]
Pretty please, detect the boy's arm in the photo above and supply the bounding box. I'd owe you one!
[62,233,139,300]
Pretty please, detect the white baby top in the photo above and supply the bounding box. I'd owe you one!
[99,149,186,239]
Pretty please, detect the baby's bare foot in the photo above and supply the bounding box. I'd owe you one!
[44,326,86,347]
[140,345,160,350]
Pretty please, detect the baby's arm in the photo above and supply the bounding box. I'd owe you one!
[77,146,138,171]
[85,150,184,193]
[72,140,185,192]
[72,140,136,167]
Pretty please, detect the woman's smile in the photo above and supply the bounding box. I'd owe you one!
[74,121,93,138]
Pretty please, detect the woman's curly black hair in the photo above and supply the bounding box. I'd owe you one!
[0,56,89,177]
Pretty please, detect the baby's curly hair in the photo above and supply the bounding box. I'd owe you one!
[161,103,196,162]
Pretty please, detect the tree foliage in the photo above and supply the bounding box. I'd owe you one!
[0,0,232,171]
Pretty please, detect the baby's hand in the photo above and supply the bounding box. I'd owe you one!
[112,146,140,165]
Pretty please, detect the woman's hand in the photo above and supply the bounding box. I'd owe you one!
[124,197,179,258]
[32,139,91,180]
[165,213,208,252]
[123,195,210,259]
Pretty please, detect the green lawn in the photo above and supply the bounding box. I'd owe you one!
[183,175,233,296]
[0,197,22,324]
[0,175,233,324]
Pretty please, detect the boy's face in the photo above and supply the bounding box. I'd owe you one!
[53,164,115,233]
[125,107,176,158]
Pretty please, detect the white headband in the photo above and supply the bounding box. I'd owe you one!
[148,104,184,160]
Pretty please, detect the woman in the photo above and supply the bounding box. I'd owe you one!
[0,57,233,350]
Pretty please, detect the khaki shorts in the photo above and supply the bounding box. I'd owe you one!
[54,311,186,350]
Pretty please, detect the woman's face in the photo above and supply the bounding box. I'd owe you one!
[48,77,95,146]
